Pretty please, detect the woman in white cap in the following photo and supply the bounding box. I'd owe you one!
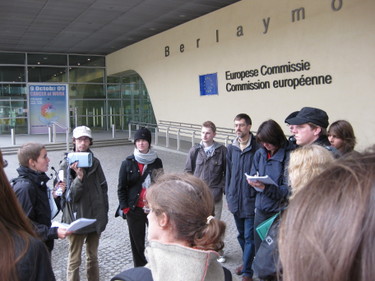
[117,127,163,267]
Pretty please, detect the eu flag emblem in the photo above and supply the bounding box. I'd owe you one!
[199,73,218,96]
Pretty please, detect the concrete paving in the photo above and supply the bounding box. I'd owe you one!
[2,132,242,281]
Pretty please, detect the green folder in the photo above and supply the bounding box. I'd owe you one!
[256,212,280,241]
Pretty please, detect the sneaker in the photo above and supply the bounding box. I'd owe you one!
[217,255,226,263]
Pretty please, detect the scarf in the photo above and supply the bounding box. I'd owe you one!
[134,148,158,165]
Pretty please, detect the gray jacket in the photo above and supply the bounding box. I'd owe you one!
[60,151,109,234]
[184,142,226,202]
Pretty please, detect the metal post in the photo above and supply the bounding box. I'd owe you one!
[48,126,53,143]
[177,129,181,151]
[52,123,56,143]
[86,108,89,126]
[74,107,78,128]
[225,135,230,147]
[101,107,104,128]
[155,127,158,146]
[191,131,196,147]
[166,126,170,148]
[128,123,132,139]
[66,128,70,151]
[112,124,115,139]
[11,128,16,145]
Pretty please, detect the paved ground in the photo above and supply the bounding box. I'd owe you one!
[2,132,242,281]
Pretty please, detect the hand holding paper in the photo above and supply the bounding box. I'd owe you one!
[245,173,277,186]
[52,218,96,232]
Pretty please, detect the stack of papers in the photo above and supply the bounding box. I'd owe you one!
[244,173,277,186]
[52,218,96,232]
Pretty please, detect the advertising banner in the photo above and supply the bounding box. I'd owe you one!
[28,84,68,134]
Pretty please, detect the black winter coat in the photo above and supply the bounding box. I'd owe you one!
[12,166,58,252]
[117,155,163,211]
[15,234,56,281]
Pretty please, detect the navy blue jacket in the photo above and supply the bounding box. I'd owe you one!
[225,134,260,218]
[250,143,292,213]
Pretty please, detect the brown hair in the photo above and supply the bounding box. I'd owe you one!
[0,150,37,281]
[255,119,287,148]
[146,173,226,252]
[279,149,375,281]
[307,122,327,137]
[202,121,217,133]
[234,113,252,125]
[17,142,45,167]
[328,120,356,154]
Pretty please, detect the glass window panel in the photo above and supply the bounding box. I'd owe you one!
[107,76,121,83]
[69,55,105,67]
[28,54,67,66]
[69,99,106,129]
[108,100,123,128]
[0,84,26,98]
[0,99,28,118]
[107,84,121,98]
[28,67,67,82]
[69,84,105,98]
[0,66,25,82]
[69,68,104,83]
[0,52,26,64]
[0,117,28,134]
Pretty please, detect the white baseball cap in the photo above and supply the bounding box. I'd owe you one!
[73,126,92,139]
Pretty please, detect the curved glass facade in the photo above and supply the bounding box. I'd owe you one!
[0,51,155,134]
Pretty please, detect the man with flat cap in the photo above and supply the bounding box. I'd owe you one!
[287,107,340,156]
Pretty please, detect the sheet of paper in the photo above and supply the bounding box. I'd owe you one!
[244,173,277,186]
[51,218,96,232]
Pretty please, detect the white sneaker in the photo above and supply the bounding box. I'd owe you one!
[217,255,226,263]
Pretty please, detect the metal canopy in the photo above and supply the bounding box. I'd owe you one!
[0,0,239,55]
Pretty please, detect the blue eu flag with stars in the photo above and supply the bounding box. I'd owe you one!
[199,73,218,96]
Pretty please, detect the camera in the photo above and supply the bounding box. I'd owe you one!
[67,152,93,168]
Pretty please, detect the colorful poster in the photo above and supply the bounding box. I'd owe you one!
[28,84,68,134]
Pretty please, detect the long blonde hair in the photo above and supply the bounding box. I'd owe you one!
[288,145,334,198]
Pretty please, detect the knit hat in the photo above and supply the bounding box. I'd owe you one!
[134,127,152,145]
[73,126,92,139]
[286,107,329,128]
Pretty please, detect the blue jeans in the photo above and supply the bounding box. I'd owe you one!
[233,214,255,277]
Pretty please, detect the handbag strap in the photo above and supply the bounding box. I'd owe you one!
[223,266,232,281]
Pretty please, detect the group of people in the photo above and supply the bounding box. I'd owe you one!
[1,105,372,281]
[181,106,358,281]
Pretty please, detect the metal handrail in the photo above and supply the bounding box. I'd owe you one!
[50,121,70,151]
[128,120,237,151]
